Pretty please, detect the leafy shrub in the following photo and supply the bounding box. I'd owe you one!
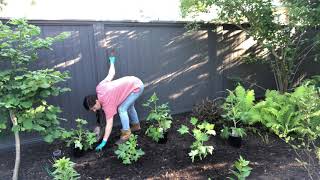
[115,134,145,165]
[52,157,80,180]
[229,156,252,180]
[251,84,320,147]
[221,85,256,138]
[191,97,223,123]
[61,119,96,151]
[178,117,216,162]
[0,19,70,180]
[143,93,172,142]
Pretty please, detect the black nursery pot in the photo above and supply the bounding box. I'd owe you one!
[72,147,85,158]
[228,135,242,148]
[158,132,168,144]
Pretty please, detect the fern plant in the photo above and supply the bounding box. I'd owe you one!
[52,157,80,180]
[143,93,172,142]
[221,85,255,138]
[178,117,216,162]
[114,134,145,165]
[251,84,320,147]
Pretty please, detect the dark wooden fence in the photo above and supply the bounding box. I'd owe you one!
[1,20,318,148]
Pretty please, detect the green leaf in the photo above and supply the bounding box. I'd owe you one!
[20,101,32,108]
[44,134,53,143]
[178,125,189,135]
[190,117,198,125]
[207,129,216,135]
[23,119,33,130]
[40,90,51,97]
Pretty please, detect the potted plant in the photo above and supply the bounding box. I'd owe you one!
[61,118,97,157]
[143,93,172,144]
[220,85,255,148]
[221,126,246,148]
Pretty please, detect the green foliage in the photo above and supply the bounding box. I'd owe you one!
[114,135,145,165]
[221,85,255,137]
[229,156,252,180]
[61,119,97,151]
[220,126,230,139]
[143,93,172,142]
[303,75,320,93]
[0,19,70,141]
[220,126,247,139]
[180,0,320,93]
[251,84,320,148]
[52,157,80,180]
[178,117,216,162]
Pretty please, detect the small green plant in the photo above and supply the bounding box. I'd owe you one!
[221,85,255,138]
[61,118,96,151]
[229,156,252,180]
[178,117,216,162]
[143,93,172,142]
[115,134,145,165]
[52,157,80,180]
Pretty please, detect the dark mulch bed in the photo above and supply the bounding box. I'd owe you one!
[0,113,318,180]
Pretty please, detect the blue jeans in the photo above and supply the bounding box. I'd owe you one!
[118,84,144,130]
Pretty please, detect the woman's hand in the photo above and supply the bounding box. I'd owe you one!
[109,56,116,64]
[95,140,107,151]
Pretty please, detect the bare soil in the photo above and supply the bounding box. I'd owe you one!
[0,113,318,180]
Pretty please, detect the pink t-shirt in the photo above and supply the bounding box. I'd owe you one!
[96,76,143,119]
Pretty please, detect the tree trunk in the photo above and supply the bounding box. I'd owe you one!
[9,111,20,180]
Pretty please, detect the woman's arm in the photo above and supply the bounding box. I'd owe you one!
[101,63,115,83]
[95,116,113,151]
[102,117,113,141]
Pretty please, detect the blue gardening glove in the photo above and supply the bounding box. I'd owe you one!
[95,140,107,151]
[109,56,116,64]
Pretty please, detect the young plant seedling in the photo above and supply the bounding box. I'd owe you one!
[52,157,80,180]
[229,156,252,180]
[61,118,97,151]
[115,134,145,165]
[143,93,172,142]
[178,117,216,162]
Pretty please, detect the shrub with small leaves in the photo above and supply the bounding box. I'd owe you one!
[178,117,216,162]
[229,156,252,180]
[191,97,223,124]
[115,134,145,165]
[143,93,172,142]
[52,157,80,180]
[61,118,96,151]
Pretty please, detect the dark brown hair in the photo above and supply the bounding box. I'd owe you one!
[83,95,98,110]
